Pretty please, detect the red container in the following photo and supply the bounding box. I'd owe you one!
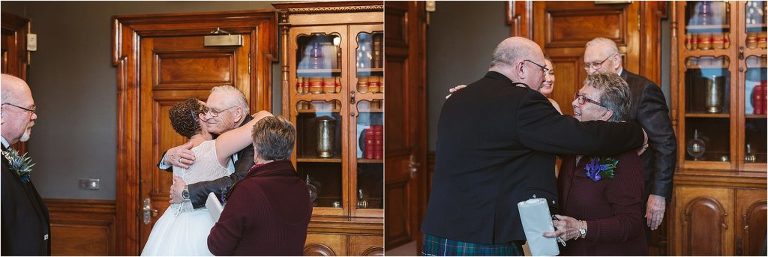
[753,81,766,115]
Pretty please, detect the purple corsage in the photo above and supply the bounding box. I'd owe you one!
[584,157,618,182]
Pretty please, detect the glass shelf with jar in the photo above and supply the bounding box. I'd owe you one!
[354,31,384,97]
[744,1,767,49]
[684,56,731,117]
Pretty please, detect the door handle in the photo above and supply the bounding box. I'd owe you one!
[409,154,421,178]
[142,198,158,225]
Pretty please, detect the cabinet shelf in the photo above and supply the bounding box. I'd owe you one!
[684,113,730,118]
[686,24,731,32]
[357,68,383,73]
[681,49,733,59]
[297,157,342,163]
[357,159,383,164]
[745,114,767,119]
[296,68,342,76]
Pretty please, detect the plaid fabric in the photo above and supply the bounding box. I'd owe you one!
[421,234,524,256]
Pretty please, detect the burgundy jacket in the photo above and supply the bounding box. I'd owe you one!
[208,160,312,256]
[558,152,647,256]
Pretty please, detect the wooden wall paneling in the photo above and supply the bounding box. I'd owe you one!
[45,199,116,256]
[506,0,532,38]
[1,12,30,153]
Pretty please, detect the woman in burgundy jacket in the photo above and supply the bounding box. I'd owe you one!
[208,116,312,255]
[544,73,648,255]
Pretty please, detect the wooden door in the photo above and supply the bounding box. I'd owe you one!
[673,186,734,255]
[384,1,428,250]
[113,11,275,255]
[532,1,641,115]
[735,189,767,256]
[137,34,251,245]
[1,12,30,153]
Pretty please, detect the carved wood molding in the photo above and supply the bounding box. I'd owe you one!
[307,217,384,235]
[274,1,383,15]
[361,246,384,256]
[682,197,727,255]
[506,0,532,38]
[304,243,337,256]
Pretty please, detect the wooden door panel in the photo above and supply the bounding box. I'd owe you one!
[138,34,251,247]
[533,1,639,116]
[674,186,733,255]
[384,1,427,250]
[735,189,767,256]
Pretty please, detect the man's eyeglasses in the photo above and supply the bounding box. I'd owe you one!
[523,59,550,74]
[584,54,617,71]
[206,105,237,117]
[573,93,606,108]
[2,103,36,115]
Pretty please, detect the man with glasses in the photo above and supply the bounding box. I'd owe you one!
[1,74,49,255]
[421,37,646,256]
[583,37,676,232]
[159,85,257,209]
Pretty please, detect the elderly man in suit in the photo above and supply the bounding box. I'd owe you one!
[583,37,677,231]
[421,37,646,256]
[1,74,49,255]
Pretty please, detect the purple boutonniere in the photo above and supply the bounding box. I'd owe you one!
[584,157,618,182]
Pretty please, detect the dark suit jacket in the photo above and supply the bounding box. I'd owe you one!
[558,152,647,255]
[158,115,256,208]
[621,70,677,200]
[421,71,644,244]
[207,160,312,255]
[1,145,51,255]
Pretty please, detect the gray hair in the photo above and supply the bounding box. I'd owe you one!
[585,37,620,56]
[251,115,295,161]
[585,73,631,122]
[211,85,249,114]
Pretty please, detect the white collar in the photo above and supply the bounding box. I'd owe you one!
[618,68,624,76]
[1,136,9,149]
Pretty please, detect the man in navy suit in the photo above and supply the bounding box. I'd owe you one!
[421,37,646,255]
[1,74,49,255]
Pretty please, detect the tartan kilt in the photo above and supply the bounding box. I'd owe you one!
[421,233,524,256]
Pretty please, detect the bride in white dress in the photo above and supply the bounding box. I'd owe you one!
[141,98,271,256]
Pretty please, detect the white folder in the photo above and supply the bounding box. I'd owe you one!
[206,192,224,222]
[517,198,560,256]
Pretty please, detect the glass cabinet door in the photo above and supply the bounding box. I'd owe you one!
[684,1,732,51]
[683,56,731,162]
[743,56,766,164]
[295,100,345,211]
[350,28,383,216]
[294,32,344,96]
[743,1,767,50]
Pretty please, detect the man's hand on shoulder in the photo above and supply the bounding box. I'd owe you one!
[164,141,196,169]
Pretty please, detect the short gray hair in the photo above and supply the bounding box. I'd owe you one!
[585,73,631,122]
[585,37,620,56]
[211,85,249,114]
[252,116,295,161]
[489,37,537,69]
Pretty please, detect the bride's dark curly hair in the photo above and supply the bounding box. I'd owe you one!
[169,98,206,138]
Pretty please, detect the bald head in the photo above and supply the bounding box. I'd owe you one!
[488,37,546,90]
[584,37,622,75]
[2,74,37,144]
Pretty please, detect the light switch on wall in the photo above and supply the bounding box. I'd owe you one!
[79,178,100,190]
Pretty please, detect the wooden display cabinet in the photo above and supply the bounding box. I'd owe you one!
[274,2,383,256]
[670,1,767,255]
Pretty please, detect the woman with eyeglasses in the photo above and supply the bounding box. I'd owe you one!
[141,98,271,256]
[543,73,648,255]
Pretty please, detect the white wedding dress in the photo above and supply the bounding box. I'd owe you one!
[141,140,234,256]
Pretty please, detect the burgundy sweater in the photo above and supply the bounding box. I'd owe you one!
[207,160,312,255]
[557,152,647,256]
